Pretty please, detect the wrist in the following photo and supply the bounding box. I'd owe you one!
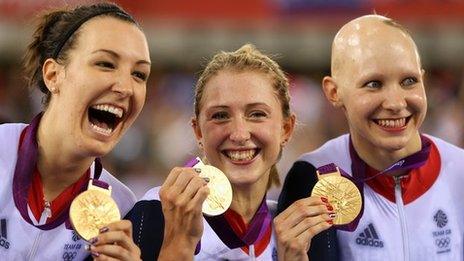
[159,244,196,261]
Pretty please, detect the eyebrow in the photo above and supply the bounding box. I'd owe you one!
[207,102,271,110]
[92,49,151,66]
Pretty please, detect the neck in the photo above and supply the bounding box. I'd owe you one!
[37,112,93,201]
[352,133,422,176]
[230,181,267,224]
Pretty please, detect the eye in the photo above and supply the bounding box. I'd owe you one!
[95,61,115,69]
[211,111,229,121]
[248,110,267,119]
[132,71,147,81]
[401,77,418,87]
[364,80,382,89]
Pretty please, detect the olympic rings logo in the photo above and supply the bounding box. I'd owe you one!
[435,237,450,248]
[62,251,77,261]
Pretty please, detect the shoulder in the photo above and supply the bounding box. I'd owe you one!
[99,170,137,216]
[125,187,164,261]
[298,134,350,166]
[0,123,27,170]
[0,123,27,153]
[125,187,163,222]
[426,134,464,158]
[0,122,27,135]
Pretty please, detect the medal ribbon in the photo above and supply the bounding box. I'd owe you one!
[13,113,104,230]
[350,135,431,183]
[184,158,272,253]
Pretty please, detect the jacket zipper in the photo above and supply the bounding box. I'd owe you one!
[27,231,43,261]
[394,176,409,261]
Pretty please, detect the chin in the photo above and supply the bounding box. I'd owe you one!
[375,136,413,152]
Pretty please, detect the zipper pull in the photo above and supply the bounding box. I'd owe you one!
[44,201,52,218]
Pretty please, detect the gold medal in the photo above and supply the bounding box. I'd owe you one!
[195,163,233,216]
[311,167,362,225]
[69,181,120,241]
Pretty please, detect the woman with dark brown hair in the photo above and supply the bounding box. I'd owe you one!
[0,2,150,260]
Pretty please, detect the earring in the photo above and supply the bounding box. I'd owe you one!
[198,141,203,147]
[50,87,57,94]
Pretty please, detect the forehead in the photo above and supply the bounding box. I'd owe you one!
[71,16,150,61]
[201,70,279,108]
[340,27,421,76]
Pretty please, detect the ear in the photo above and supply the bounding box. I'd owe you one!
[191,117,203,147]
[322,76,342,108]
[281,113,296,146]
[42,58,63,93]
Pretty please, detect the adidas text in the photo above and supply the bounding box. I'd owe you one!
[356,237,384,248]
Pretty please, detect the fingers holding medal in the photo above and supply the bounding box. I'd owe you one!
[311,165,362,225]
[274,196,335,260]
[70,181,142,260]
[159,161,233,251]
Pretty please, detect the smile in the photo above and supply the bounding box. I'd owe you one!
[373,116,411,129]
[88,104,124,136]
[223,149,260,162]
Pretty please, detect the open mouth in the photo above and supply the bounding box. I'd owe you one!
[222,149,260,162]
[88,104,124,136]
[373,116,411,129]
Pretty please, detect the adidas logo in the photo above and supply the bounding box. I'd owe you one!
[0,219,10,249]
[355,223,384,248]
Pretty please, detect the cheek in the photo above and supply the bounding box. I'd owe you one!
[257,122,284,147]
[347,93,382,117]
[201,123,227,148]
[408,90,427,112]
[134,88,147,112]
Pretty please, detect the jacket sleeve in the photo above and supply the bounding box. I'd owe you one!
[124,200,165,261]
[277,160,340,261]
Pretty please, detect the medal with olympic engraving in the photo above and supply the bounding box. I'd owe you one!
[69,180,120,241]
[192,159,233,216]
[311,165,362,225]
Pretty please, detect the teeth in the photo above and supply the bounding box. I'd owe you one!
[90,123,113,135]
[226,150,256,161]
[376,118,406,128]
[91,104,123,118]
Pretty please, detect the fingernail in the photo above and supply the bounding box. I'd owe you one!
[327,220,333,225]
[99,227,109,233]
[202,177,210,183]
[89,237,98,245]
[321,197,328,203]
[84,245,90,251]
[194,168,202,173]
[329,213,336,219]
[326,205,333,211]
[91,251,100,257]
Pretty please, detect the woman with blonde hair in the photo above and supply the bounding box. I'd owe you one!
[127,44,335,260]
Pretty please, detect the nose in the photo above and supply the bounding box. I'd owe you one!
[112,72,134,97]
[229,117,251,145]
[382,85,407,113]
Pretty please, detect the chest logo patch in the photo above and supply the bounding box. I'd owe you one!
[0,219,10,250]
[355,223,384,248]
[432,209,451,254]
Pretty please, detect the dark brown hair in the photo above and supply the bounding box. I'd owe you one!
[23,2,139,106]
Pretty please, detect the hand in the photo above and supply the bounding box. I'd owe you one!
[274,196,334,261]
[86,220,141,261]
[158,167,209,260]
